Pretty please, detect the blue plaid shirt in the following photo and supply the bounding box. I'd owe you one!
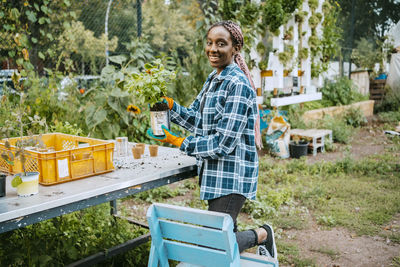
[170,63,259,200]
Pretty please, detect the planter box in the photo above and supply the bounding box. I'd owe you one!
[302,100,375,123]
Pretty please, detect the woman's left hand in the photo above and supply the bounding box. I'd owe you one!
[147,125,185,148]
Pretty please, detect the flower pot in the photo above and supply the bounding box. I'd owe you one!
[0,173,6,197]
[136,143,145,155]
[150,102,170,137]
[289,141,309,159]
[15,172,39,197]
[149,145,159,157]
[132,147,142,159]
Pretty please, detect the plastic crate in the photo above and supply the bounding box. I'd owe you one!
[0,133,114,185]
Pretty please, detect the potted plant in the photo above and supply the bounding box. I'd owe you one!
[289,135,309,158]
[0,71,46,196]
[125,59,176,137]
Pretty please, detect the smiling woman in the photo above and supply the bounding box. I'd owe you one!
[147,20,276,257]
[205,26,238,74]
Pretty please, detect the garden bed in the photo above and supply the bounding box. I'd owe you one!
[302,100,375,123]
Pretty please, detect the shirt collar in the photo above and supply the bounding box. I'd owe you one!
[207,63,238,82]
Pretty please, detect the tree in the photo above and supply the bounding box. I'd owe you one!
[58,21,118,74]
[338,0,400,47]
[0,0,75,72]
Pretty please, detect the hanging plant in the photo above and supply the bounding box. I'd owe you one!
[322,1,331,13]
[238,2,260,26]
[278,45,295,68]
[295,11,308,23]
[261,1,287,33]
[308,13,321,29]
[308,35,321,52]
[278,52,291,66]
[257,41,266,55]
[299,47,309,60]
[258,60,269,70]
[316,12,323,21]
[283,26,294,40]
[308,0,319,11]
[282,0,303,14]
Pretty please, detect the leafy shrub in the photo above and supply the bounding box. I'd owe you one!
[0,204,150,266]
[375,85,400,113]
[317,215,336,226]
[377,110,400,123]
[343,107,367,127]
[312,115,354,144]
[50,121,84,136]
[321,77,368,106]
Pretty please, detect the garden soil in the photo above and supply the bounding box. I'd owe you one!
[123,115,400,267]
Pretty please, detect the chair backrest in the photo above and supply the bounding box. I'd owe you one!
[146,203,241,267]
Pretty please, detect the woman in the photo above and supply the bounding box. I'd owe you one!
[148,20,275,257]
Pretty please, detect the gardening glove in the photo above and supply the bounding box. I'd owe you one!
[162,96,174,110]
[147,125,185,148]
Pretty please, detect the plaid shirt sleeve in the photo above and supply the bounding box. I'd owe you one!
[170,100,200,132]
[181,81,253,159]
[170,72,216,133]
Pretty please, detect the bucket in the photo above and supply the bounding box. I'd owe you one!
[289,141,309,158]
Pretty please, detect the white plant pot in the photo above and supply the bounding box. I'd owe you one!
[16,172,39,197]
[150,110,170,137]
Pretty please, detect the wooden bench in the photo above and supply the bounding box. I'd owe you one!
[290,129,333,156]
[147,203,279,267]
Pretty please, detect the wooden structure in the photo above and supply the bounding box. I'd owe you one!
[147,203,279,267]
[369,79,386,101]
[290,129,332,156]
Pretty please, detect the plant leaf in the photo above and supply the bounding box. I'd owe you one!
[11,176,22,188]
[109,55,127,65]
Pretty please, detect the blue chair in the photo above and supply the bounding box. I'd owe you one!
[147,203,279,267]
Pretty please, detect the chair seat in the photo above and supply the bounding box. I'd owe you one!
[147,203,279,267]
[177,252,276,267]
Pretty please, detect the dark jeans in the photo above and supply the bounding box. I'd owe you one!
[208,193,258,253]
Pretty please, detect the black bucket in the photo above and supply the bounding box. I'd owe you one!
[289,141,309,159]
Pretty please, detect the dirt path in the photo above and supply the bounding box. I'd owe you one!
[281,214,400,267]
[280,119,400,266]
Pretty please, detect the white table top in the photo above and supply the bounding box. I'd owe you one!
[0,145,197,224]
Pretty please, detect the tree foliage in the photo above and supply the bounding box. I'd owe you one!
[0,0,75,71]
[337,0,400,46]
[58,21,118,74]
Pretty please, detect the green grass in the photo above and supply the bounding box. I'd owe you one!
[310,246,340,260]
[277,241,316,266]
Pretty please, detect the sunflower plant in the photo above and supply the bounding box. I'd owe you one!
[125,59,176,108]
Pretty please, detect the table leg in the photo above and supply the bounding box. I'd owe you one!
[110,200,117,216]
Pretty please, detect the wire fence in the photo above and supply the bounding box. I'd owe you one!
[63,0,142,75]
[1,0,143,76]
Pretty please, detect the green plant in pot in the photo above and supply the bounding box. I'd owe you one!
[0,71,46,197]
[289,135,310,158]
[126,59,176,137]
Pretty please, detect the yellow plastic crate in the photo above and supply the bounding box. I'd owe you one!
[0,133,115,185]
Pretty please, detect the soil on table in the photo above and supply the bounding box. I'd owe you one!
[122,116,400,267]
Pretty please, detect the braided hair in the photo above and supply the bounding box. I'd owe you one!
[207,21,262,149]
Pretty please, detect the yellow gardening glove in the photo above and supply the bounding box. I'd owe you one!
[147,125,185,148]
[162,96,174,110]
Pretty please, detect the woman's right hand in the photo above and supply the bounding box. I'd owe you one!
[162,96,174,110]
